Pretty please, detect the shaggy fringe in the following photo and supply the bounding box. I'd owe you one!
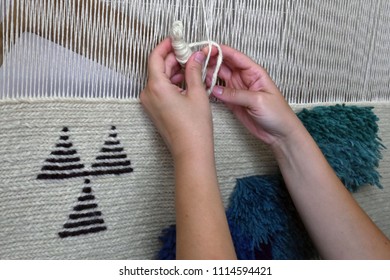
[297,105,385,192]
[157,105,384,259]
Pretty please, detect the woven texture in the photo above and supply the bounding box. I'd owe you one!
[0,100,389,259]
[1,0,390,260]
[297,105,384,192]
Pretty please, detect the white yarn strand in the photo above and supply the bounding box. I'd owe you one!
[171,20,223,96]
[200,0,212,83]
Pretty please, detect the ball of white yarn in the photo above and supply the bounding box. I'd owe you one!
[171,21,193,65]
[170,20,223,96]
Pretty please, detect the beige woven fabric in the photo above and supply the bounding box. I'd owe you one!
[0,100,389,259]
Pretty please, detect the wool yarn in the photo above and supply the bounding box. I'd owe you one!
[170,20,223,96]
[157,104,386,260]
[157,212,273,260]
[1,0,390,262]
[0,100,388,259]
[171,21,194,66]
[158,175,318,260]
[297,105,385,192]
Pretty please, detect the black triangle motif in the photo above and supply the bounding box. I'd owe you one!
[37,127,88,180]
[38,125,133,239]
[58,179,107,238]
[89,125,133,176]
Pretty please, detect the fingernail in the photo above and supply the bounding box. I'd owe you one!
[194,52,205,64]
[213,86,223,95]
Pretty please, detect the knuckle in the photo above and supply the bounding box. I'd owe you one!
[148,79,163,93]
[187,62,200,74]
[140,90,147,104]
[147,53,155,69]
[140,90,152,109]
[231,88,238,98]
[186,66,202,87]
[253,93,264,105]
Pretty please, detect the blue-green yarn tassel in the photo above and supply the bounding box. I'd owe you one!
[157,105,384,259]
[297,105,385,192]
[227,175,318,259]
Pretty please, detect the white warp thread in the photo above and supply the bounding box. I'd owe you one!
[171,20,222,96]
[2,0,390,103]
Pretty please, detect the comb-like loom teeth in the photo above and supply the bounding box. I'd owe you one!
[0,0,148,73]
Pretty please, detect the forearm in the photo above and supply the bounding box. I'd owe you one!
[174,143,236,260]
[271,122,390,259]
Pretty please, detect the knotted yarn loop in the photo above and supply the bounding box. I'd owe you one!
[171,20,223,96]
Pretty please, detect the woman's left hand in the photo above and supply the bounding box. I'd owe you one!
[141,38,214,160]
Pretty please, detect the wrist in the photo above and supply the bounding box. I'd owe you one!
[270,123,311,163]
[173,139,215,165]
[173,141,218,191]
[169,126,214,160]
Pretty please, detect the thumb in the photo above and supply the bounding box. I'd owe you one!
[185,51,206,91]
[212,86,256,108]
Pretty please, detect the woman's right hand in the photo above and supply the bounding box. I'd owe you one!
[206,45,304,148]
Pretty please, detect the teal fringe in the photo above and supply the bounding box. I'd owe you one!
[297,104,385,192]
[157,105,384,259]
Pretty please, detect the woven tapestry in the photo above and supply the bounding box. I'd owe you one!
[0,100,389,259]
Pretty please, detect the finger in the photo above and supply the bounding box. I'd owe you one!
[205,74,212,88]
[205,56,217,68]
[205,62,232,84]
[216,63,232,81]
[220,45,261,72]
[205,66,215,86]
[170,73,184,85]
[184,51,206,91]
[148,38,173,77]
[206,57,232,76]
[211,86,258,108]
[202,44,220,58]
[165,53,181,78]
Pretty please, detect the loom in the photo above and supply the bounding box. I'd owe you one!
[0,0,389,259]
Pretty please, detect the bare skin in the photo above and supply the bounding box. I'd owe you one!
[141,38,236,259]
[141,39,390,259]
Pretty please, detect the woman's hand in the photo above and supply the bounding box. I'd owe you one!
[206,45,304,148]
[141,38,237,259]
[206,45,390,260]
[141,38,213,160]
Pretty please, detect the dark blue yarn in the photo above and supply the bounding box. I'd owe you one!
[227,217,256,259]
[157,225,176,260]
[227,175,317,260]
[157,219,256,260]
